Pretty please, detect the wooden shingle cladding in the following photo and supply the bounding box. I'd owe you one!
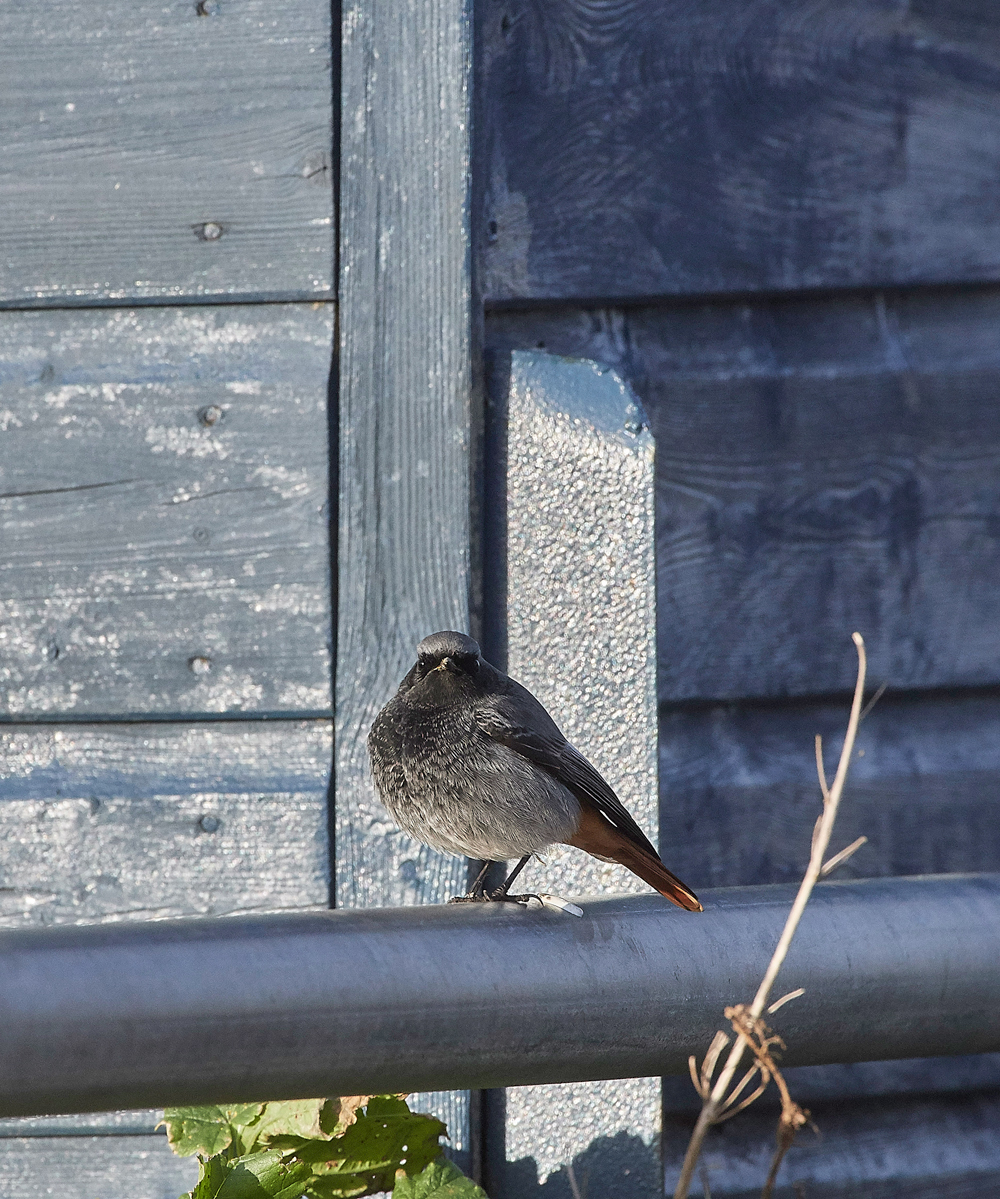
[480,0,1000,303]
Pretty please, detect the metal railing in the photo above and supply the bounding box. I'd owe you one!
[1,873,998,1118]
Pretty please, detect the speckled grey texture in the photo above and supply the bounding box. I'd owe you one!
[503,352,661,1192]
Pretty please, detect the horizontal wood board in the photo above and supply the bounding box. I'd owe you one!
[0,304,332,718]
[0,720,331,926]
[0,1134,197,1199]
[660,689,1000,891]
[662,1053,1000,1115]
[0,1111,159,1137]
[488,288,1000,701]
[0,0,333,305]
[661,1088,1000,1198]
[480,0,1000,302]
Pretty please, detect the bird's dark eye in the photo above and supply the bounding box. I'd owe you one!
[417,654,435,676]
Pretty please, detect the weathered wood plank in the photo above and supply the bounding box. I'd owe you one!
[0,1111,159,1137]
[0,1,333,305]
[489,288,1000,701]
[480,0,1000,302]
[499,353,660,1198]
[337,0,472,908]
[662,1089,1000,1198]
[660,690,1000,891]
[0,1134,196,1199]
[336,0,475,1169]
[0,305,332,718]
[0,720,331,926]
[662,1053,1000,1114]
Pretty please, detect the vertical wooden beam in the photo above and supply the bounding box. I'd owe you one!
[502,351,662,1197]
[337,0,474,1165]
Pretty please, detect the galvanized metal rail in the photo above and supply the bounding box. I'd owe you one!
[1,873,998,1118]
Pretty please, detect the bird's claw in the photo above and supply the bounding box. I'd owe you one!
[447,890,540,907]
[488,891,540,906]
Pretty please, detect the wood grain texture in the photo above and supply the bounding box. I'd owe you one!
[337,0,472,909]
[337,0,474,1167]
[662,1053,1000,1114]
[661,1089,1000,1198]
[0,0,333,305]
[489,288,1000,701]
[480,0,1000,302]
[0,1111,159,1137]
[0,720,331,926]
[0,1134,197,1199]
[660,690,1000,891]
[0,304,332,718]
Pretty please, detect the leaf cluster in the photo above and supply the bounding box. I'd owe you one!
[160,1095,486,1199]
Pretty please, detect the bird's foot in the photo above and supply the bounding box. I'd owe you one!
[448,893,492,903]
[487,890,541,907]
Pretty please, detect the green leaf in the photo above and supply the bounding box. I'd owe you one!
[178,1147,315,1199]
[295,1098,444,1176]
[392,1160,488,1199]
[302,1175,382,1199]
[180,1153,234,1199]
[162,1106,265,1158]
[215,1149,314,1199]
[247,1100,330,1151]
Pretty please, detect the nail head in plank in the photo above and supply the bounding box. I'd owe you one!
[0,304,332,718]
[0,0,333,305]
[0,720,332,927]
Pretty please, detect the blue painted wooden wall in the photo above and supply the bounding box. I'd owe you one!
[4,0,1000,1195]
[482,2,1000,1195]
[0,3,334,1195]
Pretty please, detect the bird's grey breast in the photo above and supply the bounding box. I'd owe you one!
[376,695,580,860]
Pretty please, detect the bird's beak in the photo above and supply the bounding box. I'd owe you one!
[434,656,458,673]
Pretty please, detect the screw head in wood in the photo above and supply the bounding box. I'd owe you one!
[195,222,224,241]
[198,405,223,427]
[188,655,212,675]
[198,814,221,832]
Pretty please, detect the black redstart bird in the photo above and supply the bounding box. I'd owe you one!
[368,630,702,911]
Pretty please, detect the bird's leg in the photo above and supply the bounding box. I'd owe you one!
[448,859,493,903]
[468,860,492,897]
[489,854,540,904]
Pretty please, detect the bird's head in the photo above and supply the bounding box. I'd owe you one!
[411,630,482,684]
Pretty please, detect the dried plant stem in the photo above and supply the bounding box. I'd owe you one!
[672,633,867,1199]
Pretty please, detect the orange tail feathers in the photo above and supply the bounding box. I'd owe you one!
[615,845,703,912]
[565,806,703,912]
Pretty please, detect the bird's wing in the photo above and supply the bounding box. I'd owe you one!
[474,682,660,860]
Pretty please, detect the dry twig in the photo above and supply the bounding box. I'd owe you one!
[672,633,868,1199]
